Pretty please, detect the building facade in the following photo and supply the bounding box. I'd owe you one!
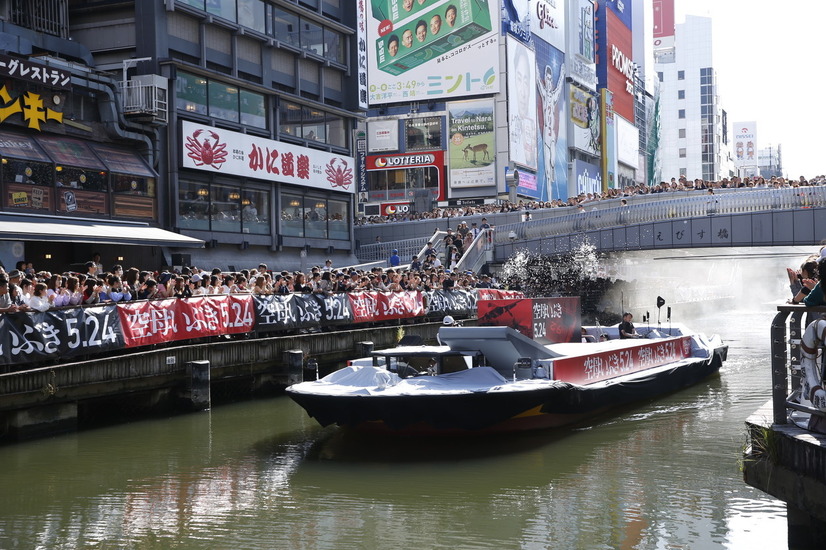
[654,15,730,183]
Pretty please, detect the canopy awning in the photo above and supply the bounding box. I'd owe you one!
[0,214,204,248]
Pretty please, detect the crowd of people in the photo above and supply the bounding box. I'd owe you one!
[0,253,502,314]
[358,174,826,224]
[787,245,826,308]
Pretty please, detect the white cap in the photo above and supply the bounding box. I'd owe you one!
[443,315,455,325]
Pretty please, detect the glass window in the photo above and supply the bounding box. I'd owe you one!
[657,71,663,82]
[279,101,303,137]
[328,199,349,240]
[677,70,685,80]
[678,128,686,138]
[179,0,205,9]
[238,0,265,33]
[304,197,327,238]
[326,115,347,148]
[679,148,686,158]
[242,188,270,234]
[112,174,155,197]
[209,81,240,123]
[211,183,242,232]
[324,29,343,63]
[300,19,324,56]
[240,90,267,128]
[302,106,326,142]
[176,72,208,115]
[2,158,52,186]
[178,180,210,231]
[206,0,236,22]
[677,89,685,99]
[678,109,685,119]
[281,193,304,236]
[273,9,300,46]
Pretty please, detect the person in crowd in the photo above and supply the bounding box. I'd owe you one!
[107,275,133,302]
[792,257,826,307]
[230,275,250,294]
[25,283,51,312]
[19,277,33,303]
[788,256,819,299]
[410,255,422,271]
[251,275,269,295]
[45,274,69,307]
[0,280,22,313]
[169,276,192,299]
[314,271,334,295]
[389,249,401,267]
[619,312,640,338]
[65,276,83,306]
[293,272,312,293]
[82,278,102,305]
[137,279,161,300]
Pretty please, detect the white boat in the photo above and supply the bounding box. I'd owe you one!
[287,318,728,435]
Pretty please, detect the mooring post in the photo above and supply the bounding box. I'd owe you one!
[186,360,211,411]
[284,350,304,385]
[356,341,374,359]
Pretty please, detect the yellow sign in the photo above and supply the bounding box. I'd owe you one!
[11,191,28,205]
[0,85,63,131]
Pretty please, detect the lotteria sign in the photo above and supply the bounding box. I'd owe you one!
[381,201,412,216]
[367,151,444,170]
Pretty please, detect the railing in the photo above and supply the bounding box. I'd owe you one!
[116,78,169,124]
[455,229,494,273]
[492,186,826,245]
[770,304,826,425]
[9,0,69,38]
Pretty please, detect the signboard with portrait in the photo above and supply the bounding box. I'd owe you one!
[733,121,757,169]
[367,0,500,104]
[534,36,568,201]
[507,37,538,171]
[569,85,600,156]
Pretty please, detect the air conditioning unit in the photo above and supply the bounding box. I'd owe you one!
[118,74,169,125]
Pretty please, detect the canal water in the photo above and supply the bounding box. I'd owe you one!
[0,250,802,549]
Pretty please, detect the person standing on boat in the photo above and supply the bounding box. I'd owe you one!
[619,312,641,339]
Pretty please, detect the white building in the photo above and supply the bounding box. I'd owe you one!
[654,15,731,182]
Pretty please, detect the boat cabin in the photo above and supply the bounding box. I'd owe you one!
[368,346,484,377]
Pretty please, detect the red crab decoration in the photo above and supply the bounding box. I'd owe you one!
[185,129,227,170]
[325,158,353,190]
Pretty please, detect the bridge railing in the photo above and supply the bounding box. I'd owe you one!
[492,186,826,245]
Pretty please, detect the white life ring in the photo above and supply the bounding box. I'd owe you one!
[800,319,826,410]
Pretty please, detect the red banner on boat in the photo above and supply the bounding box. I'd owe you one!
[553,336,693,385]
[117,295,255,347]
[475,289,523,301]
[347,291,424,323]
[477,297,580,344]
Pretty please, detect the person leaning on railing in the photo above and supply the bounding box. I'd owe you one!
[791,254,826,306]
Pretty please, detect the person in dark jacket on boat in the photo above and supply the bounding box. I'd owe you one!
[619,312,640,339]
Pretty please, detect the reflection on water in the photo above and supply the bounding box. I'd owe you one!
[0,251,795,549]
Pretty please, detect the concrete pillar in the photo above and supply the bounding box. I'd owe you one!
[284,349,304,384]
[9,402,78,440]
[186,360,211,411]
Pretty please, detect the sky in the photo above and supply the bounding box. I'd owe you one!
[673,0,826,178]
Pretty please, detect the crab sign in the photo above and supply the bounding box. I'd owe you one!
[185,129,228,170]
[325,158,353,190]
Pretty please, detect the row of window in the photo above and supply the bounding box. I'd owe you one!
[177,181,351,240]
[178,0,345,64]
[176,71,348,149]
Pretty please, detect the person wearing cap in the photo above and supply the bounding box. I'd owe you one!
[388,249,401,267]
[7,269,22,286]
[619,312,640,339]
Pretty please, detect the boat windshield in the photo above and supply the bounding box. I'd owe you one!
[380,353,477,376]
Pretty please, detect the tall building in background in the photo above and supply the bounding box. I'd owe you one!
[654,15,730,182]
[758,144,783,179]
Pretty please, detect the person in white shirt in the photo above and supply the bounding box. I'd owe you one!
[27,283,53,312]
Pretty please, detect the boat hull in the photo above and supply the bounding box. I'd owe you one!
[287,348,726,435]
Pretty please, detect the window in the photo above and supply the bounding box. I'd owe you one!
[206,0,236,22]
[679,148,686,158]
[678,89,685,100]
[281,193,304,236]
[240,89,267,128]
[278,100,347,148]
[242,188,270,234]
[273,9,300,46]
[678,128,686,138]
[208,81,240,123]
[657,71,663,82]
[176,72,208,115]
[678,109,685,119]
[300,20,324,56]
[178,180,210,231]
[677,70,685,80]
[279,194,348,240]
[324,28,344,64]
[302,106,326,142]
[238,0,266,34]
[211,183,242,232]
[279,101,303,137]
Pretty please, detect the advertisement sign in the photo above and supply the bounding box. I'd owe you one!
[507,37,538,171]
[616,114,638,168]
[380,201,413,216]
[574,159,602,194]
[367,119,400,152]
[597,8,635,122]
[477,297,581,344]
[567,0,597,91]
[733,121,757,169]
[366,151,443,170]
[516,170,539,199]
[569,85,600,155]
[532,0,566,52]
[0,53,71,90]
[181,121,355,193]
[367,0,500,104]
[404,116,442,151]
[605,0,632,30]
[502,0,531,42]
[653,0,675,51]
[356,129,368,194]
[356,1,369,109]
[601,88,616,190]
[553,336,691,385]
[447,99,496,188]
[534,37,568,201]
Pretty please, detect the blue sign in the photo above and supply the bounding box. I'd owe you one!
[574,159,602,195]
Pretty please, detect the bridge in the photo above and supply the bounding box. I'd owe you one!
[354,186,826,269]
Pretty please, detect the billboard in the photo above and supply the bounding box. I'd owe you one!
[534,36,568,201]
[616,114,638,168]
[601,88,617,190]
[181,121,355,193]
[574,159,602,195]
[569,85,600,156]
[532,0,566,52]
[404,116,442,151]
[653,0,675,51]
[368,119,400,152]
[502,0,531,42]
[507,37,538,171]
[567,0,597,91]
[733,121,757,169]
[597,7,635,123]
[367,0,500,105]
[605,0,632,30]
[356,1,369,109]
[447,99,496,188]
